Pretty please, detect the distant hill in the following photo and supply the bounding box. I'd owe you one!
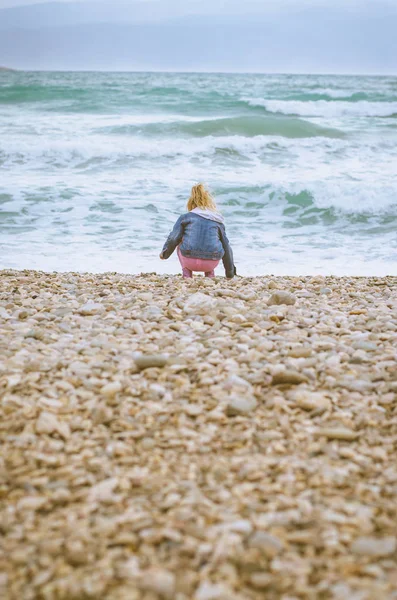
[0,66,16,71]
[0,1,396,73]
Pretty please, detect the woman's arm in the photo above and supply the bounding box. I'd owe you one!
[161,215,185,259]
[219,224,235,278]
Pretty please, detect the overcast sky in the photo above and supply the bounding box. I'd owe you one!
[1,0,395,9]
[1,0,396,72]
[2,0,316,6]
[0,0,86,6]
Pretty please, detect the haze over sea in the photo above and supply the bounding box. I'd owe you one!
[1,71,396,276]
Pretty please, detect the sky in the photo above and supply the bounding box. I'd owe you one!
[1,0,397,72]
[1,0,397,18]
[2,0,314,6]
[1,0,395,9]
[0,0,87,5]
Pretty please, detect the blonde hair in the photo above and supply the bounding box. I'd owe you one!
[187,183,217,212]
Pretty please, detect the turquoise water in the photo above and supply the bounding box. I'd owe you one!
[0,71,396,275]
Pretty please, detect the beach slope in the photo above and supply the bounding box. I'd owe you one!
[0,271,396,599]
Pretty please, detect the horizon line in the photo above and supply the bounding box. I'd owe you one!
[3,68,397,77]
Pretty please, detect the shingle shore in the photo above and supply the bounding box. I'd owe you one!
[0,270,396,600]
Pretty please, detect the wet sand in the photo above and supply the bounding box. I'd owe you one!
[1,270,396,599]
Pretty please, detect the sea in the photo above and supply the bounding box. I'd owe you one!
[1,71,396,276]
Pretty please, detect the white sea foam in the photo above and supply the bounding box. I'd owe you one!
[305,88,362,99]
[246,98,397,118]
[1,137,397,216]
[0,133,340,169]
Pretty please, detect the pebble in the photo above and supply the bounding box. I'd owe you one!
[17,496,47,511]
[350,349,370,364]
[249,573,273,589]
[1,270,396,600]
[92,403,113,425]
[226,395,257,416]
[140,437,156,449]
[36,411,70,439]
[352,340,378,352]
[288,346,312,358]
[351,536,396,557]
[78,301,105,315]
[267,291,296,306]
[134,354,169,369]
[0,306,10,319]
[289,390,331,412]
[100,381,122,397]
[227,519,253,535]
[139,568,176,599]
[184,292,218,314]
[185,405,203,417]
[315,427,360,441]
[271,370,309,385]
[248,531,283,557]
[195,581,232,600]
[25,329,44,340]
[88,478,119,503]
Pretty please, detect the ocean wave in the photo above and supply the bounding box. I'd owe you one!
[0,133,349,170]
[217,182,397,219]
[285,87,397,102]
[2,134,397,207]
[296,88,370,100]
[246,98,397,118]
[284,184,397,217]
[2,175,396,219]
[102,115,344,139]
[0,83,100,106]
[0,110,344,143]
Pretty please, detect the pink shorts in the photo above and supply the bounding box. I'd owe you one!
[177,247,220,273]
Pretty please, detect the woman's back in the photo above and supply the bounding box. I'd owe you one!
[178,212,224,260]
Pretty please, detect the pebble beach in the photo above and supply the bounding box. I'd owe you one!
[1,270,397,600]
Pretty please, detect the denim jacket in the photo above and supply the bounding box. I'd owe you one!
[162,212,235,278]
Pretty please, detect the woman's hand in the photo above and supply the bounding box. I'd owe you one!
[159,253,165,260]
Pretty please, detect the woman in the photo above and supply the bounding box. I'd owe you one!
[160,183,235,279]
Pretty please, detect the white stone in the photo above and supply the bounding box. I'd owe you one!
[88,478,119,503]
[78,302,105,316]
[315,427,359,441]
[226,395,257,416]
[223,374,253,392]
[17,496,47,511]
[36,411,70,439]
[184,292,218,315]
[350,349,370,363]
[351,536,396,557]
[227,520,253,535]
[0,307,11,319]
[248,531,283,557]
[101,381,122,398]
[352,340,378,352]
[139,568,175,599]
[290,390,331,412]
[195,581,232,600]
